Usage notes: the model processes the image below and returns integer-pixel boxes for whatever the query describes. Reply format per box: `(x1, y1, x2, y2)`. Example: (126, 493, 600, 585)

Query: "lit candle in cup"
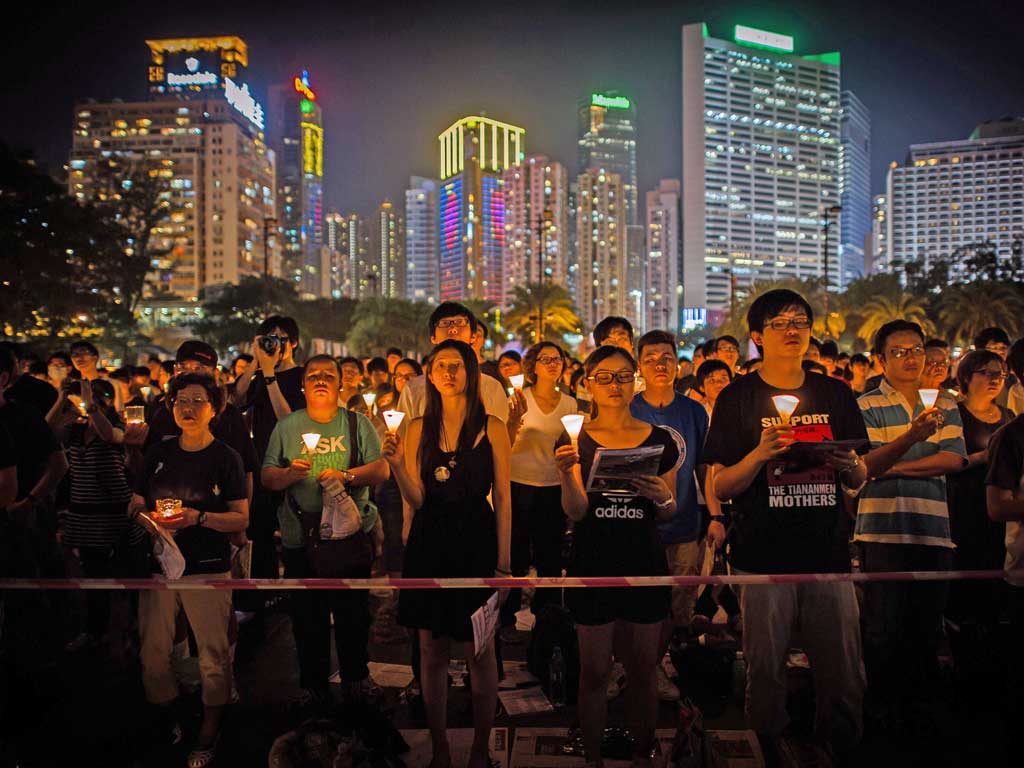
(301, 432, 322, 453)
(509, 374, 525, 390)
(918, 388, 939, 410)
(69, 394, 88, 417)
(771, 395, 800, 425)
(156, 498, 182, 519)
(125, 405, 145, 425)
(140, 385, 153, 399)
(382, 410, 406, 434)
(561, 414, 585, 451)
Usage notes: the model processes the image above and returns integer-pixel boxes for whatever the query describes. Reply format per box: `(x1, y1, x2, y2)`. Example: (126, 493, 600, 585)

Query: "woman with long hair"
(382, 339, 511, 768)
(553, 345, 679, 768)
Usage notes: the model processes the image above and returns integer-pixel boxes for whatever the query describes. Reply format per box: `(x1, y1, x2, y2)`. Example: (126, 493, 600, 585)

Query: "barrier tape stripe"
(0, 570, 1008, 590)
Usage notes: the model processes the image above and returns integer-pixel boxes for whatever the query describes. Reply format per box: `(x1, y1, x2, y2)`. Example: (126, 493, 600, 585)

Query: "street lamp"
(822, 205, 842, 336)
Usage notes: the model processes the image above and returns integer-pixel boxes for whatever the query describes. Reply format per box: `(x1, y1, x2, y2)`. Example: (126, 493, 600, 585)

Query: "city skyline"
(2, 0, 1020, 221)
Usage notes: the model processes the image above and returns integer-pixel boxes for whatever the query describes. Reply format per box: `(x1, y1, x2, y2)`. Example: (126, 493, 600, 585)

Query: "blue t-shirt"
(630, 392, 709, 544)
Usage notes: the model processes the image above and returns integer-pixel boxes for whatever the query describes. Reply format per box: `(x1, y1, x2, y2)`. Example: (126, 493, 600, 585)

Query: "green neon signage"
(591, 93, 630, 110)
(300, 98, 314, 114)
(734, 24, 794, 53)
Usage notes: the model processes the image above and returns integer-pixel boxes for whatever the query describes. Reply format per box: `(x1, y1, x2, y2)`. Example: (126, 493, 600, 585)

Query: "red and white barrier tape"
(0, 570, 1008, 591)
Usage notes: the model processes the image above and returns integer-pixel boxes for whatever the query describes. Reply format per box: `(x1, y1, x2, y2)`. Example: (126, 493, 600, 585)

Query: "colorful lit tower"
(438, 116, 525, 307)
(268, 71, 324, 297)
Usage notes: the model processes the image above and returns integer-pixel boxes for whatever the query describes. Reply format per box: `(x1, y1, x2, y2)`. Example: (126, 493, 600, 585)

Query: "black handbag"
(289, 410, 373, 579)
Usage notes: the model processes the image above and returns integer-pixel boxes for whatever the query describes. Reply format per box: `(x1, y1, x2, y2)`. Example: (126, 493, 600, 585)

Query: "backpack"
(526, 602, 580, 704)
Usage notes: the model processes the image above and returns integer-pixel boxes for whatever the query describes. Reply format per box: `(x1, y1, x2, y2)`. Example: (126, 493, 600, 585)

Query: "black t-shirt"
(242, 367, 306, 460)
(144, 401, 259, 474)
(5, 375, 58, 418)
(557, 426, 679, 577)
(135, 438, 247, 575)
(0, 400, 60, 503)
(702, 371, 868, 574)
(0, 423, 15, 470)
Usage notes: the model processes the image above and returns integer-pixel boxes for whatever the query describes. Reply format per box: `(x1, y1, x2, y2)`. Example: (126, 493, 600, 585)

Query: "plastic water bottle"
(549, 645, 565, 709)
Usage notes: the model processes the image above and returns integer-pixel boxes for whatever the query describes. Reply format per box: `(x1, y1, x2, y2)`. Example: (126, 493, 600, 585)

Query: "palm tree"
(935, 281, 1024, 346)
(503, 283, 583, 345)
(856, 293, 934, 345)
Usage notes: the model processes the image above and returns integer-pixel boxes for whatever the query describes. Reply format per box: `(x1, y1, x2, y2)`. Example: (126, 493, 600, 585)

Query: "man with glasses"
(703, 289, 875, 762)
(709, 335, 742, 373)
(856, 320, 967, 732)
(630, 330, 710, 701)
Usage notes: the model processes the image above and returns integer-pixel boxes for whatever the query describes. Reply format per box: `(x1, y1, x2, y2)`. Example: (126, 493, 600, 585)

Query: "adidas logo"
(594, 503, 645, 520)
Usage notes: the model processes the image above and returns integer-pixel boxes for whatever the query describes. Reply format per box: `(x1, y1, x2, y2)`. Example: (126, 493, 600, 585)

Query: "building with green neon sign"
(591, 93, 630, 110)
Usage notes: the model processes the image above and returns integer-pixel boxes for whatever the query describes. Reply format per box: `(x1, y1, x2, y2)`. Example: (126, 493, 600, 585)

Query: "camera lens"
(260, 335, 280, 354)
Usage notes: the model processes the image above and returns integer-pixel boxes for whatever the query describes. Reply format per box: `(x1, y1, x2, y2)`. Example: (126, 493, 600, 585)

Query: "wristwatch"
(196, 510, 207, 527)
(654, 497, 674, 510)
(264, 375, 277, 386)
(341, 470, 356, 485)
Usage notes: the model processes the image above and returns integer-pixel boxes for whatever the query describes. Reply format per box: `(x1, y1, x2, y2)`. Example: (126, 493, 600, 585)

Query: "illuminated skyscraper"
(681, 23, 841, 322)
(268, 71, 324, 298)
(866, 194, 887, 274)
(324, 211, 344, 297)
(576, 168, 627, 330)
(578, 92, 638, 225)
(69, 36, 275, 302)
(405, 177, 440, 304)
(645, 179, 681, 334)
(839, 90, 871, 287)
(336, 214, 372, 299)
(373, 201, 404, 298)
(502, 155, 570, 303)
(438, 116, 525, 307)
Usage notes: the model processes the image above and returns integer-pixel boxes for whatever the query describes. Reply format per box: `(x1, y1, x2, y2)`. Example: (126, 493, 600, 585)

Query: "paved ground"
(0, 589, 1015, 767)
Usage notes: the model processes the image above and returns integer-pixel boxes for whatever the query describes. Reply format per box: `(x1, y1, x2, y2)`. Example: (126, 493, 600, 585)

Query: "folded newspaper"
(585, 444, 665, 495)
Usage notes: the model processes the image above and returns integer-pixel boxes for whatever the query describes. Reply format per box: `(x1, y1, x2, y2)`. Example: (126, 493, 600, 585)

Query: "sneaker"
(606, 661, 627, 700)
(656, 664, 680, 702)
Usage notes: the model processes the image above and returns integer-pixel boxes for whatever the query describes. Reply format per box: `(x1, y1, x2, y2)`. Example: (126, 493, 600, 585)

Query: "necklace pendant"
(434, 466, 451, 483)
(448, 457, 457, 469)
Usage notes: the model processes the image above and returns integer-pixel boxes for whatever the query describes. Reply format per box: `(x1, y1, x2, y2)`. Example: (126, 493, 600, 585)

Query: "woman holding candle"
(552, 345, 680, 767)
(381, 339, 511, 768)
(503, 342, 577, 625)
(129, 373, 248, 767)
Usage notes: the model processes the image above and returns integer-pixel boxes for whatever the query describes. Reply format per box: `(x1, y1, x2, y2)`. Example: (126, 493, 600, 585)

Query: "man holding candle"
(703, 289, 872, 761)
(262, 355, 388, 708)
(855, 320, 967, 732)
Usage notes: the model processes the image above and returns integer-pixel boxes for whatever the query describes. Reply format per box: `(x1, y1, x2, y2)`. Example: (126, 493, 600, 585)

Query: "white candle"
(301, 432, 322, 453)
(561, 413, 585, 450)
(382, 410, 406, 434)
(918, 388, 939, 410)
(509, 374, 525, 390)
(771, 395, 800, 425)
(362, 392, 376, 409)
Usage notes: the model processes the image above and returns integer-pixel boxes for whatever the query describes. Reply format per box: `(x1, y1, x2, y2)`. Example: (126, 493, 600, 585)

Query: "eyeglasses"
(537, 355, 563, 366)
(640, 354, 676, 369)
(974, 368, 1008, 381)
(588, 370, 636, 386)
(434, 361, 464, 376)
(888, 345, 925, 359)
(716, 345, 740, 355)
(925, 359, 951, 369)
(437, 318, 470, 331)
(172, 397, 210, 409)
(765, 317, 812, 331)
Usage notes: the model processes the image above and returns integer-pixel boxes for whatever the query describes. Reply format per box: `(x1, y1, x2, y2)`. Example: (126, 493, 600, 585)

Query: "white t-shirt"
(395, 373, 509, 425)
(510, 388, 578, 487)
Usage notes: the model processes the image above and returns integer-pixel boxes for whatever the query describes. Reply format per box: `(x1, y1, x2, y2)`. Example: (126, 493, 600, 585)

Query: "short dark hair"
(957, 350, 1006, 393)
(636, 330, 676, 359)
(713, 335, 740, 353)
(820, 341, 839, 360)
(593, 316, 634, 346)
(428, 302, 477, 337)
(258, 315, 300, 343)
(807, 337, 823, 353)
(337, 356, 364, 375)
(304, 354, 343, 379)
(747, 289, 814, 334)
(109, 366, 131, 382)
(924, 339, 950, 351)
(386, 347, 403, 358)
(522, 342, 565, 385)
(1008, 338, 1024, 381)
(160, 360, 176, 376)
(802, 360, 828, 376)
(873, 320, 925, 357)
(740, 358, 763, 373)
(168, 373, 224, 414)
(367, 357, 388, 375)
(395, 357, 423, 376)
(696, 359, 733, 391)
(973, 327, 1011, 350)
(498, 350, 522, 364)
(231, 354, 253, 369)
(850, 353, 870, 367)
(69, 340, 99, 357)
(49, 351, 73, 367)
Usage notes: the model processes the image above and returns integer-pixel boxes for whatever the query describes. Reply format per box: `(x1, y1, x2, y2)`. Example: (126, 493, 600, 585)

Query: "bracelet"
(264, 375, 277, 386)
(654, 497, 674, 509)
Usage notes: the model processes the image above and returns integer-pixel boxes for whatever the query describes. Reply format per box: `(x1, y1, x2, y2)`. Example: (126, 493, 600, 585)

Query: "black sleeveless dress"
(399, 430, 498, 642)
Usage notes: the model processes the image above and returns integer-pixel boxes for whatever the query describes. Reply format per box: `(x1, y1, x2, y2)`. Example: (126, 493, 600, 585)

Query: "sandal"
(186, 736, 219, 768)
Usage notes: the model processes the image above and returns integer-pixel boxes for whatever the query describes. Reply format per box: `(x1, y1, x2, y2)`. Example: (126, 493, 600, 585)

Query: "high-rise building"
(576, 168, 627, 330)
(69, 36, 275, 302)
(268, 71, 324, 298)
(866, 194, 887, 274)
(839, 90, 871, 287)
(886, 118, 1024, 277)
(405, 177, 440, 304)
(372, 201, 404, 298)
(323, 211, 344, 298)
(645, 179, 682, 334)
(626, 225, 646, 332)
(502, 155, 571, 304)
(681, 23, 841, 323)
(578, 93, 639, 224)
(329, 213, 370, 299)
(438, 116, 525, 307)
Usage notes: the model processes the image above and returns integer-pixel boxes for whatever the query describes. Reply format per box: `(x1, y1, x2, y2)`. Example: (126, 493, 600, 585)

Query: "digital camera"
(259, 334, 285, 354)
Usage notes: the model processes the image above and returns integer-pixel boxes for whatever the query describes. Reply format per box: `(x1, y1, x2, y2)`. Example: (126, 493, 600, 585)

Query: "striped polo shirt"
(855, 379, 967, 548)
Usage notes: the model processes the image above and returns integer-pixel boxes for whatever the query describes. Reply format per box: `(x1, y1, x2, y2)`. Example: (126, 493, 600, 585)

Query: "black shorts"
(567, 584, 670, 626)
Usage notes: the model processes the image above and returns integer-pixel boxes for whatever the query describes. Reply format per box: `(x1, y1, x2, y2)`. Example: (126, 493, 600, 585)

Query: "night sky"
(2, 0, 1020, 217)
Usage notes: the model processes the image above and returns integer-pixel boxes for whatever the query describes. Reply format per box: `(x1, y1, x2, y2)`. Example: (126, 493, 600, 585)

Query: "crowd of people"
(1, 290, 1023, 767)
